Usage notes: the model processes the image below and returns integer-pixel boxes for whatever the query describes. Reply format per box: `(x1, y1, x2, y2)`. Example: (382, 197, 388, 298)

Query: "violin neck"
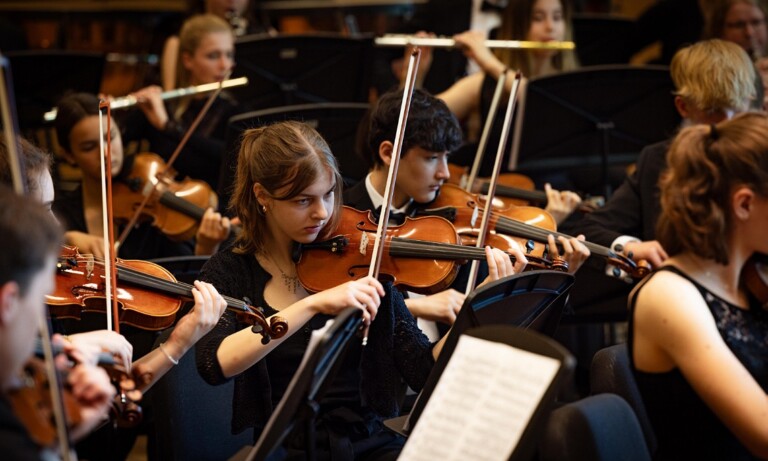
(114, 264, 249, 314)
(389, 237, 517, 264)
(158, 191, 206, 221)
(492, 216, 613, 258)
(484, 182, 547, 205)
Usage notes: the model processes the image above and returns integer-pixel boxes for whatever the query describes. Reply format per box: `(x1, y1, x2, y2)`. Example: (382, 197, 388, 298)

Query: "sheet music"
(399, 335, 560, 461)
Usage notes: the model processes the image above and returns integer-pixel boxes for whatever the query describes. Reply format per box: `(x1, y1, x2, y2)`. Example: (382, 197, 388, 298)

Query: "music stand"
(509, 65, 680, 197)
(399, 325, 575, 461)
(5, 50, 105, 130)
(235, 307, 363, 461)
(385, 270, 574, 438)
(571, 13, 634, 66)
(230, 33, 373, 111)
(219, 102, 371, 210)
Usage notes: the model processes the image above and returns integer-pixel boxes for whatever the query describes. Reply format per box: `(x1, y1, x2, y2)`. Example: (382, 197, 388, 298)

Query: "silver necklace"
(264, 252, 300, 293)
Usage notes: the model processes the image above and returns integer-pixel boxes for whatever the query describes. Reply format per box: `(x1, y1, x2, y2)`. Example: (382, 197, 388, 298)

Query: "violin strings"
(72, 255, 251, 311)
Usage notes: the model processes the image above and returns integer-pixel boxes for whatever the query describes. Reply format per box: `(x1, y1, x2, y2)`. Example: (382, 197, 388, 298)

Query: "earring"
(262, 205, 267, 214)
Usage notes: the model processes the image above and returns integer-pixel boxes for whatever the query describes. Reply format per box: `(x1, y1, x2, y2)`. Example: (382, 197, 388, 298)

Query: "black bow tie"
(372, 206, 410, 225)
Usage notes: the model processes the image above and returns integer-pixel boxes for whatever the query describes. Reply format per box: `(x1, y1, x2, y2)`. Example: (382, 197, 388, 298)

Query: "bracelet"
(158, 342, 179, 366)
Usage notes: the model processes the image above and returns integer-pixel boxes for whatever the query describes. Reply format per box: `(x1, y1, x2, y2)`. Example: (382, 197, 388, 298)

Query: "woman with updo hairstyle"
(630, 111, 768, 460)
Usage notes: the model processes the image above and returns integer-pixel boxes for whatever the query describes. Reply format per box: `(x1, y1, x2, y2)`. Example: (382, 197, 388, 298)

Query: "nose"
(436, 157, 450, 180)
(312, 200, 329, 221)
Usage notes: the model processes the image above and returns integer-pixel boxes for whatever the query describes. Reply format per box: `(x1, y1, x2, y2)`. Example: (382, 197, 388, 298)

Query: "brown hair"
(657, 111, 768, 264)
(495, 0, 578, 78)
(0, 136, 52, 196)
(231, 121, 343, 255)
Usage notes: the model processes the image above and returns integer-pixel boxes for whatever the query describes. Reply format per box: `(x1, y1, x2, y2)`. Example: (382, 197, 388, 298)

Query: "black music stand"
(385, 270, 574, 439)
(571, 13, 634, 66)
(231, 307, 363, 461)
(5, 50, 105, 130)
(219, 102, 371, 211)
(509, 65, 680, 198)
(397, 325, 575, 461)
(230, 33, 373, 111)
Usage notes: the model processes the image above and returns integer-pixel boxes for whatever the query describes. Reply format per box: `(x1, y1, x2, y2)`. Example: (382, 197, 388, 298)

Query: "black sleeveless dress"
(629, 265, 768, 460)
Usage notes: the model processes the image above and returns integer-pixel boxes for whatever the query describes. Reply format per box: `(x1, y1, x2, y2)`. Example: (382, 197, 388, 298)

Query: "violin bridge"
(359, 232, 369, 256)
(470, 206, 479, 227)
(84, 255, 95, 280)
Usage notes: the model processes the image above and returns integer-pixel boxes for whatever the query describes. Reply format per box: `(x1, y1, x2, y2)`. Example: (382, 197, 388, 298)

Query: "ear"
(0, 282, 20, 328)
(378, 141, 394, 167)
(252, 183, 270, 208)
(732, 186, 756, 221)
(674, 96, 690, 119)
(181, 51, 194, 71)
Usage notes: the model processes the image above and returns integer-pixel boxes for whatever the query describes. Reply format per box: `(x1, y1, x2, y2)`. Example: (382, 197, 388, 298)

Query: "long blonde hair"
(231, 121, 343, 255)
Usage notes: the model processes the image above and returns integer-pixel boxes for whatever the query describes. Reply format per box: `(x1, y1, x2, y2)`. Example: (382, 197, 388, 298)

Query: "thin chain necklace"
(263, 251, 300, 293)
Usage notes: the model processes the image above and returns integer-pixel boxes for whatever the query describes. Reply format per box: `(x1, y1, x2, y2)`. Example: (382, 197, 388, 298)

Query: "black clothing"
(195, 248, 435, 453)
(629, 266, 768, 460)
(625, 0, 704, 65)
(121, 93, 241, 191)
(559, 140, 669, 247)
(0, 394, 41, 461)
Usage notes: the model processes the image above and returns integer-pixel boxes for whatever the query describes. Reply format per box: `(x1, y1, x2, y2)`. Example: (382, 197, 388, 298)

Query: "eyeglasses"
(725, 18, 766, 30)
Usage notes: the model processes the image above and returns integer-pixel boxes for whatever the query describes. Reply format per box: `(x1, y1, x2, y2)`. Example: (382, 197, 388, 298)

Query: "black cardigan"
(195, 247, 436, 434)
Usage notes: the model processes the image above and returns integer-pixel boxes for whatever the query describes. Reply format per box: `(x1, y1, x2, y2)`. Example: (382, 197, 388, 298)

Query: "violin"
(112, 152, 219, 242)
(48, 245, 287, 343)
(448, 164, 601, 212)
(295, 206, 567, 294)
(7, 358, 83, 448)
(414, 184, 651, 279)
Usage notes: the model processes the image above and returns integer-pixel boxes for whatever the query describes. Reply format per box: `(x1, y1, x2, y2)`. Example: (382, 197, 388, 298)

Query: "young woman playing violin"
(195, 121, 518, 459)
(54, 92, 232, 260)
(1, 136, 228, 460)
(347, 88, 589, 327)
(125, 13, 242, 191)
(630, 112, 768, 460)
(0, 189, 115, 460)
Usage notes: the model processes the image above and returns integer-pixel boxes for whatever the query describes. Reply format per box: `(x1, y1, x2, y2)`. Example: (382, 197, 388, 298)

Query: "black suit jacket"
(560, 140, 669, 247)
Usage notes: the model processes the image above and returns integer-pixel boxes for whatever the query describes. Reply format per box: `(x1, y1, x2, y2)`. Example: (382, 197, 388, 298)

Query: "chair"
(590, 343, 657, 454)
(539, 393, 651, 461)
(151, 329, 252, 461)
(219, 102, 371, 209)
(230, 33, 373, 111)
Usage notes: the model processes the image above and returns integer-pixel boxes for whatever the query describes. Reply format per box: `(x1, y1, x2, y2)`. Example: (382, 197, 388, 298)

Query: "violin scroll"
(744, 253, 768, 310)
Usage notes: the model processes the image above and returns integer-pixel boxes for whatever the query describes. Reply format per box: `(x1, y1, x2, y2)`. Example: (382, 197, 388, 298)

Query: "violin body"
(48, 245, 287, 341)
(112, 152, 217, 242)
(417, 183, 557, 257)
(48, 245, 183, 331)
(297, 207, 461, 295)
(7, 358, 83, 448)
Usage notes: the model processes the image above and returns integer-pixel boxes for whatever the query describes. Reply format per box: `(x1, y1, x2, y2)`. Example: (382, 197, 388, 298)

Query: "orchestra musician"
(53, 92, 232, 260)
(0, 187, 115, 460)
(161, 0, 276, 91)
(195, 120, 519, 459)
(425, 0, 578, 178)
(0, 135, 229, 460)
(125, 13, 243, 191)
(629, 111, 768, 460)
(561, 39, 756, 274)
(347, 88, 589, 327)
(704, 0, 768, 109)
